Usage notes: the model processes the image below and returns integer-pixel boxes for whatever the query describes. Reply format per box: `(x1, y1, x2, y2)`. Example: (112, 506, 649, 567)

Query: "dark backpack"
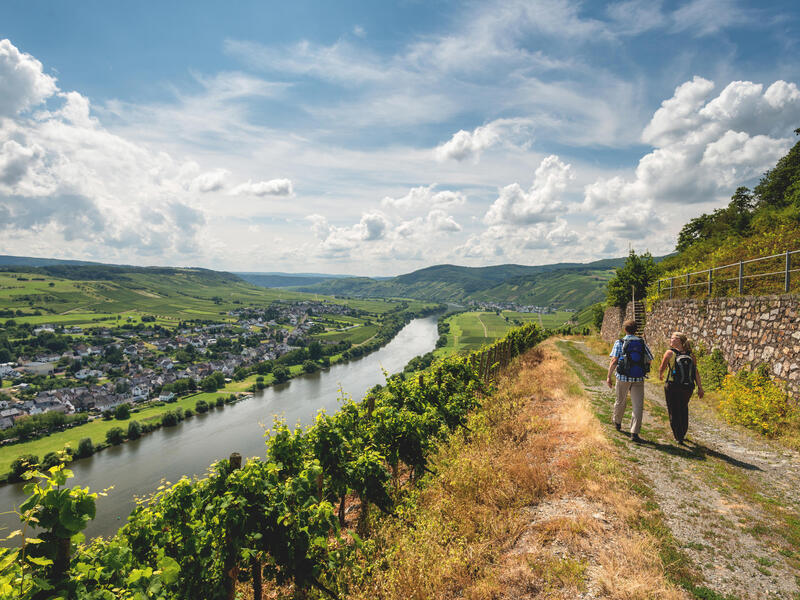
(667, 349, 695, 388)
(616, 337, 650, 379)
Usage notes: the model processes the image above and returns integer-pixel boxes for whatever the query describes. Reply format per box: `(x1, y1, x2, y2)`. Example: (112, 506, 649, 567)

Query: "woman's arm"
(658, 349, 672, 381)
(693, 354, 704, 398)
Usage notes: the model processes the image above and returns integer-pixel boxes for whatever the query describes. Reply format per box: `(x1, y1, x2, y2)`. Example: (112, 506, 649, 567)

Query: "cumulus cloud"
(0, 39, 57, 117)
(191, 169, 229, 193)
(0, 39, 217, 260)
(306, 191, 463, 260)
(381, 184, 465, 211)
(584, 77, 800, 211)
(230, 178, 293, 197)
(484, 155, 572, 226)
(434, 118, 534, 162)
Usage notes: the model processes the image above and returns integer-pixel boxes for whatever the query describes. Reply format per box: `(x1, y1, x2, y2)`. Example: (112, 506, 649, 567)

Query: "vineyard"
(0, 324, 546, 599)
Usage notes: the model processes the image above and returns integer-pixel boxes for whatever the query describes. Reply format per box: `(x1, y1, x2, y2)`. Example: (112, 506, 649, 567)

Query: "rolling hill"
(284, 259, 627, 309)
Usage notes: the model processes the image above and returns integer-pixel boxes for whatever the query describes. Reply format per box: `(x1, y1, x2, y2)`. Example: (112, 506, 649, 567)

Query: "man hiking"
(607, 320, 653, 443)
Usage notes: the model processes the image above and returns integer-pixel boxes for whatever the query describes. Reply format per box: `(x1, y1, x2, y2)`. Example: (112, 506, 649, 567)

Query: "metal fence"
(655, 249, 800, 300)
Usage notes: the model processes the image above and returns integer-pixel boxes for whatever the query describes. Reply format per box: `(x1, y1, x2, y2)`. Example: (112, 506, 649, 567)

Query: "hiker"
(606, 320, 653, 443)
(658, 332, 704, 444)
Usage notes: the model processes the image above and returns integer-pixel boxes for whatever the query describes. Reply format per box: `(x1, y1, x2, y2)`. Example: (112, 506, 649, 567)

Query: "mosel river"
(0, 315, 440, 541)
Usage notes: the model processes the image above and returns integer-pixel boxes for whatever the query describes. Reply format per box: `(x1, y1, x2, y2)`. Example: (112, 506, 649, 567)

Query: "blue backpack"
(616, 337, 649, 379)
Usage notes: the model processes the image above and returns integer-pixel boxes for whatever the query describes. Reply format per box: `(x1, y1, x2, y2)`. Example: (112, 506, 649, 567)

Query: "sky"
(1, 0, 799, 276)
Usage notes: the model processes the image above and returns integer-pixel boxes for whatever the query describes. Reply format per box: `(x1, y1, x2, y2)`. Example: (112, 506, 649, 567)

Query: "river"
(0, 315, 440, 541)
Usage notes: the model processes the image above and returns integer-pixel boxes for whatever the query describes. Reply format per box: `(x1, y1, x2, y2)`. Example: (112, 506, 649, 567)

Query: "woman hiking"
(658, 332, 704, 444)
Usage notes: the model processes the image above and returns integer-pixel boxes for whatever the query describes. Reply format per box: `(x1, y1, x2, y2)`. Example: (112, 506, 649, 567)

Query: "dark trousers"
(664, 383, 692, 442)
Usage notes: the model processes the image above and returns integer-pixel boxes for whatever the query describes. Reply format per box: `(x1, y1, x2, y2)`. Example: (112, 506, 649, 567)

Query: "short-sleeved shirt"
(610, 335, 654, 382)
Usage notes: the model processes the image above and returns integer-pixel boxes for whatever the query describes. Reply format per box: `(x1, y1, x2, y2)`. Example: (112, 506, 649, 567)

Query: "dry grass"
(345, 341, 687, 600)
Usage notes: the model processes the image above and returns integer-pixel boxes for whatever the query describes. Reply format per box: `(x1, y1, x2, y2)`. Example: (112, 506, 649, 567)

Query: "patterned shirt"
(610, 335, 654, 382)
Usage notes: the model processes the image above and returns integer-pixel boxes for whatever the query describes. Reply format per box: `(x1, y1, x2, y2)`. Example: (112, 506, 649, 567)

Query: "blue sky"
(1, 0, 799, 275)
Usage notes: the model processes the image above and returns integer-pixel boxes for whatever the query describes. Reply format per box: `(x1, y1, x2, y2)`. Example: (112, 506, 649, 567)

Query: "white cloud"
(669, 0, 752, 36)
(585, 77, 800, 211)
(0, 39, 216, 261)
(484, 155, 572, 226)
(381, 184, 465, 211)
(191, 169, 229, 193)
(230, 178, 293, 197)
(434, 124, 501, 162)
(0, 39, 57, 117)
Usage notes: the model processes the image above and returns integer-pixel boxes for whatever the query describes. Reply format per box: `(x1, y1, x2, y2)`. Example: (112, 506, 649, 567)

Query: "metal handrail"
(656, 248, 799, 298)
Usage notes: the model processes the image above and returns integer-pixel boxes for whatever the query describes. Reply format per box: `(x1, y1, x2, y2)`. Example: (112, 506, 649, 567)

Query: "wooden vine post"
(225, 452, 242, 600)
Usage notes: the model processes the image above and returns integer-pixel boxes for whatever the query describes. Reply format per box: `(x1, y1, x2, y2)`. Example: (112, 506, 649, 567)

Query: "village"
(0, 300, 362, 432)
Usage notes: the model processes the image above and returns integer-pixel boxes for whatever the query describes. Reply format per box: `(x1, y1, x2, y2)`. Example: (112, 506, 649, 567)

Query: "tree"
(302, 359, 319, 374)
(9, 454, 39, 482)
(195, 399, 209, 413)
(106, 427, 125, 445)
(273, 365, 290, 383)
(127, 420, 142, 440)
(606, 250, 658, 308)
(76, 437, 94, 458)
(308, 341, 323, 360)
(114, 403, 131, 420)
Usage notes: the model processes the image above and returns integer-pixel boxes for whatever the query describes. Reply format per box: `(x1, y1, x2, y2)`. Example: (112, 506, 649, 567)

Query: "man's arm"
(606, 357, 618, 389)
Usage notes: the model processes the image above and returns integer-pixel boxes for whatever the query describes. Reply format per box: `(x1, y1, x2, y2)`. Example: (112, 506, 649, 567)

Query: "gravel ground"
(560, 340, 800, 600)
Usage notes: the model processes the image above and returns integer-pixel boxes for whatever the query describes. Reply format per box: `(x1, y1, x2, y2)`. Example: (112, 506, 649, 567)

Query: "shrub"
(698, 348, 728, 391)
(195, 399, 209, 413)
(183, 408, 194, 417)
(106, 427, 125, 445)
(302, 359, 319, 373)
(127, 420, 142, 440)
(215, 397, 225, 408)
(161, 411, 179, 427)
(76, 437, 94, 458)
(718, 366, 799, 437)
(102, 410, 114, 421)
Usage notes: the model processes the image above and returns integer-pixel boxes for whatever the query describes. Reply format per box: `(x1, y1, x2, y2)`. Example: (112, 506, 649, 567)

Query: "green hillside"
(290, 259, 628, 309)
(0, 265, 312, 328)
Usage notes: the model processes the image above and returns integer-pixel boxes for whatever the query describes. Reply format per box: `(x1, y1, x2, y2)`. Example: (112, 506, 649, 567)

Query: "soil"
(559, 339, 800, 600)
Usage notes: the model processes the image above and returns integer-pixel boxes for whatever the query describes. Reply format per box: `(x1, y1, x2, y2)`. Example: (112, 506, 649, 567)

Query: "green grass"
(434, 311, 520, 356)
(0, 270, 436, 332)
(0, 365, 315, 475)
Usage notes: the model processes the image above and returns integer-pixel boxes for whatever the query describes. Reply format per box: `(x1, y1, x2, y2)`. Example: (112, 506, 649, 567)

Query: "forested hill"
(286, 258, 633, 309)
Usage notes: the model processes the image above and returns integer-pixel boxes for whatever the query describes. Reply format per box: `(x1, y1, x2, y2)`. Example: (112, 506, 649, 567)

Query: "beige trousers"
(614, 380, 645, 435)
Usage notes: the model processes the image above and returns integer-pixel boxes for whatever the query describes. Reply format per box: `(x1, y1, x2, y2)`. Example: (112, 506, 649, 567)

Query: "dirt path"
(477, 313, 489, 338)
(557, 339, 800, 600)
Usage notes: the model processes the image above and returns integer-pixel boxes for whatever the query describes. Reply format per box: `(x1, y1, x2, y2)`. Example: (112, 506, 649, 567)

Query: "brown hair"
(672, 331, 692, 354)
(623, 320, 638, 334)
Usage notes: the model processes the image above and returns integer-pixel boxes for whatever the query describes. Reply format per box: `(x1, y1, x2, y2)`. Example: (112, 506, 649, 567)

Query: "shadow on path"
(623, 433, 763, 471)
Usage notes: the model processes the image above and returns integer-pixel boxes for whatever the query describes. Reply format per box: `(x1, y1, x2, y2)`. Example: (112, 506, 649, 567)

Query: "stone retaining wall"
(600, 295, 799, 395)
(600, 304, 636, 342)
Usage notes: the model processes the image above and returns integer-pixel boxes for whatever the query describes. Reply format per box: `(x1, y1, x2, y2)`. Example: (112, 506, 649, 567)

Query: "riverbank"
(0, 307, 444, 482)
(0, 315, 444, 541)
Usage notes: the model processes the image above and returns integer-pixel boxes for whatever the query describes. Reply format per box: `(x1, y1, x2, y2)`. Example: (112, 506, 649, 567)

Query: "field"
(501, 310, 577, 329)
(0, 270, 436, 339)
(435, 312, 513, 356)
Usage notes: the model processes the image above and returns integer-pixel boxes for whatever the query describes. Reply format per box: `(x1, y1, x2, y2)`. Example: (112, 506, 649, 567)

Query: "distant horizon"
(2, 1, 799, 275)
(0, 251, 639, 280)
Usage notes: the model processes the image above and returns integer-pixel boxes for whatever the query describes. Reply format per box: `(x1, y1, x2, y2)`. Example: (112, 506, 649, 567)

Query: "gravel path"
(559, 340, 800, 600)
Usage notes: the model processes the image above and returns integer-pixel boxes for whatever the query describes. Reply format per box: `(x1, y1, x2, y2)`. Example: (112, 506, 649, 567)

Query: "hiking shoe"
(631, 433, 642, 443)
(614, 422, 622, 431)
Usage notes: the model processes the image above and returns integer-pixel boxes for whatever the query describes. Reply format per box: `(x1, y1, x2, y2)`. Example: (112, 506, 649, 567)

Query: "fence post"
(738, 260, 743, 295)
(786, 250, 791, 293)
(707, 269, 712, 296)
(657, 279, 661, 295)
(685, 273, 690, 298)
(669, 278, 673, 299)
